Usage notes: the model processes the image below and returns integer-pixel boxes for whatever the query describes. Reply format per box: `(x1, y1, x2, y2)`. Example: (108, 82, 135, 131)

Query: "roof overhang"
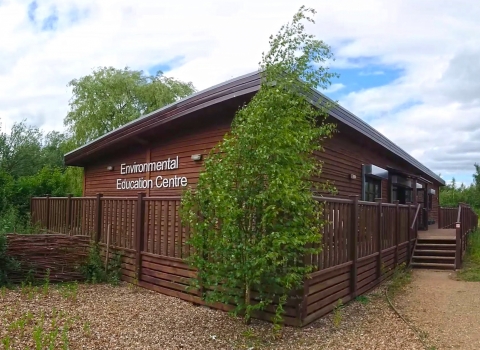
(65, 71, 445, 186)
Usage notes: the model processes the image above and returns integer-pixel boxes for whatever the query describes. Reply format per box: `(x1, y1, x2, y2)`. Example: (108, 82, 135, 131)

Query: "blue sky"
(0, 0, 479, 187)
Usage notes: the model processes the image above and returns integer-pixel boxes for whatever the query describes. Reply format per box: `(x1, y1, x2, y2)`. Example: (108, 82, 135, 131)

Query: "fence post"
(94, 193, 103, 243)
(407, 202, 412, 264)
(438, 206, 442, 228)
(394, 200, 399, 268)
(135, 192, 146, 281)
(349, 195, 359, 299)
(375, 198, 382, 280)
(66, 194, 72, 235)
(45, 194, 51, 232)
(456, 221, 462, 269)
(30, 196, 33, 227)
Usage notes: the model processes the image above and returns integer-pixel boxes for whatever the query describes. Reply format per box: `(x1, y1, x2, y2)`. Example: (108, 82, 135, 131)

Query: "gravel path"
(394, 269, 480, 350)
(0, 282, 423, 349)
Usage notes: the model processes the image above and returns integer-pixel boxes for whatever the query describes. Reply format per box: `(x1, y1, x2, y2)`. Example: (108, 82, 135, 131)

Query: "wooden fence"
(438, 206, 459, 229)
(455, 204, 478, 269)
(6, 234, 90, 283)
(30, 194, 419, 326)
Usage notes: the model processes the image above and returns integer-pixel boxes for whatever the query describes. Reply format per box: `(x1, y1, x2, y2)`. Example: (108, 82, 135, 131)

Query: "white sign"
(116, 156, 188, 190)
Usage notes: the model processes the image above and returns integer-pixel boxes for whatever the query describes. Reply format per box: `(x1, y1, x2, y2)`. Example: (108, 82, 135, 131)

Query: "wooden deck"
(418, 228, 455, 240)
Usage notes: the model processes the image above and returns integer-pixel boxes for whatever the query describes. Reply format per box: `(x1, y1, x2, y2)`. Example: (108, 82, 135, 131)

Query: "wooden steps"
(411, 238, 456, 270)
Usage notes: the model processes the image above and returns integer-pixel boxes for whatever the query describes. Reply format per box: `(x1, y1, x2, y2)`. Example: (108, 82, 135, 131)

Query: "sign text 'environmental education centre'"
(116, 156, 188, 190)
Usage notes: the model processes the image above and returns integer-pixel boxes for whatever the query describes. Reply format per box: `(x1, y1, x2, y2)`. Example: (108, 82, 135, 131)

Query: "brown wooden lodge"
(30, 72, 477, 326)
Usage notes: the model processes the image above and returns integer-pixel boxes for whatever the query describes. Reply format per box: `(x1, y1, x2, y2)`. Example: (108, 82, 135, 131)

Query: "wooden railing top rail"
(312, 196, 352, 204)
(144, 196, 182, 200)
(33, 194, 424, 209)
(312, 195, 414, 208)
(101, 196, 137, 200)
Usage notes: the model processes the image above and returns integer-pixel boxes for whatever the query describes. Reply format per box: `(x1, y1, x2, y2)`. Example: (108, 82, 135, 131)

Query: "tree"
(41, 131, 69, 168)
(64, 67, 196, 146)
(0, 121, 43, 178)
(0, 120, 79, 229)
(181, 6, 337, 325)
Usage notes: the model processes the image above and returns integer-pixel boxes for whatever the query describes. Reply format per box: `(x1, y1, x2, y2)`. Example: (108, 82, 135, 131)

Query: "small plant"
(106, 251, 123, 286)
(25, 268, 36, 285)
(58, 281, 78, 302)
(332, 299, 343, 328)
(81, 242, 106, 283)
(61, 326, 70, 350)
(43, 269, 50, 296)
(355, 295, 370, 305)
(129, 276, 140, 293)
(83, 321, 91, 337)
(1, 336, 12, 350)
(387, 263, 411, 297)
(242, 328, 254, 338)
(81, 243, 123, 285)
(33, 323, 44, 350)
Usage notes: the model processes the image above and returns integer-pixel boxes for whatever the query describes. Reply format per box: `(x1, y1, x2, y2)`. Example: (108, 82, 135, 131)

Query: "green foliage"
(0, 121, 80, 232)
(457, 229, 480, 281)
(2, 308, 75, 350)
(0, 232, 20, 287)
(355, 295, 370, 304)
(387, 262, 411, 298)
(440, 164, 480, 213)
(64, 66, 196, 146)
(81, 243, 106, 284)
(0, 67, 193, 232)
(332, 299, 343, 327)
(181, 6, 337, 324)
(81, 242, 122, 285)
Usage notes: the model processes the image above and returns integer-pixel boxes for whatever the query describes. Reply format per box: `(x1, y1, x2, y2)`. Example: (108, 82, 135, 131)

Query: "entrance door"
(392, 186, 412, 205)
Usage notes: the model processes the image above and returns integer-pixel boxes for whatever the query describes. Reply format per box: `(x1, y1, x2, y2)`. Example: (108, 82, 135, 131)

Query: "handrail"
(456, 204, 462, 223)
(410, 203, 422, 230)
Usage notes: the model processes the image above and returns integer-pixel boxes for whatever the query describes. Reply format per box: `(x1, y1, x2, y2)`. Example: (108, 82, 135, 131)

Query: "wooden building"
(65, 71, 444, 228)
(32, 71, 456, 326)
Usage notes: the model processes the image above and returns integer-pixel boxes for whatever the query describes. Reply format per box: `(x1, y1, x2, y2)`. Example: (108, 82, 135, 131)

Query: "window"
(392, 187, 413, 204)
(364, 176, 381, 202)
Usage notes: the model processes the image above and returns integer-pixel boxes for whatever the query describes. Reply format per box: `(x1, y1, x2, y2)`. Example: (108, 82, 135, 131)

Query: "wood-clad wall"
(84, 119, 231, 197)
(83, 116, 440, 222)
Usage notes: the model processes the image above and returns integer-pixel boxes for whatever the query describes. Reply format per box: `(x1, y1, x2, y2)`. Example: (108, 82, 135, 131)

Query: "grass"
(1, 282, 78, 349)
(386, 262, 412, 298)
(457, 229, 480, 281)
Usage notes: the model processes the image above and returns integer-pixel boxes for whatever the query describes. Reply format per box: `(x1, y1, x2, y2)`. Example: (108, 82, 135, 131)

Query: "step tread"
(411, 262, 455, 268)
(413, 255, 455, 260)
(417, 238, 456, 242)
(416, 243, 456, 248)
(414, 249, 456, 254)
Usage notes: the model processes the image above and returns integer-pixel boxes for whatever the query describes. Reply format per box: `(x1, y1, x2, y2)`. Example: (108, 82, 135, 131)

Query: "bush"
(0, 232, 20, 286)
(457, 229, 480, 281)
(81, 242, 122, 285)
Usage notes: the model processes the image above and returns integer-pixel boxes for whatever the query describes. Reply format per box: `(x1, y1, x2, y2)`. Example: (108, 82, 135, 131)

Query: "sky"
(0, 0, 479, 186)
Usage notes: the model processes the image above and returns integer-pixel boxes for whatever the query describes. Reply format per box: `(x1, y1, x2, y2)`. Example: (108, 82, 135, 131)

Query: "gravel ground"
(394, 269, 480, 350)
(0, 282, 424, 350)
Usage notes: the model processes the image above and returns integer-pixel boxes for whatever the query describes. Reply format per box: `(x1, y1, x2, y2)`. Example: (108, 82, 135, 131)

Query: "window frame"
(363, 175, 382, 202)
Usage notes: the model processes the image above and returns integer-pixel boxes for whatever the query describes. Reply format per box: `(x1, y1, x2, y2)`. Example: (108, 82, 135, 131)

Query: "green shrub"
(81, 242, 122, 285)
(0, 232, 20, 287)
(457, 229, 480, 281)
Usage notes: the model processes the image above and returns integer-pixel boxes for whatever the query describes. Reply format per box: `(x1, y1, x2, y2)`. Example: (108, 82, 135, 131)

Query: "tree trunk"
(245, 282, 251, 325)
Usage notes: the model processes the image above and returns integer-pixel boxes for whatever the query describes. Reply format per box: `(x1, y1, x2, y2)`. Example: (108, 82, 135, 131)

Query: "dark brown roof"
(65, 71, 445, 185)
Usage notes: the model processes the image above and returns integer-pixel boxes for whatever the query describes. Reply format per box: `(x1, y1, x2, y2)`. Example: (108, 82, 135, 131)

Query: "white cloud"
(325, 83, 345, 93)
(0, 0, 479, 183)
